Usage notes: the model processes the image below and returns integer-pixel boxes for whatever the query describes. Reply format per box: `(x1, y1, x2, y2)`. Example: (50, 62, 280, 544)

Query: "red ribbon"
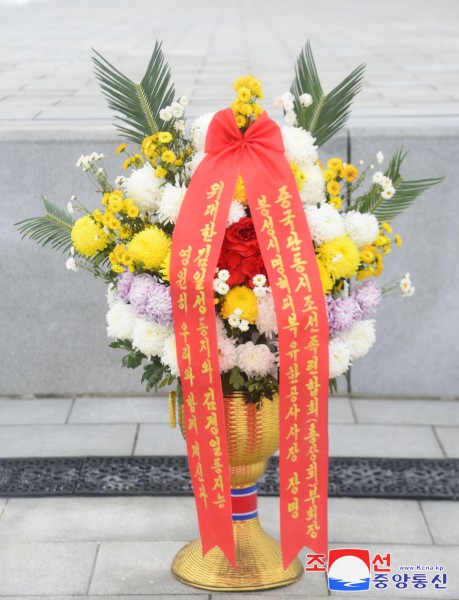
(170, 108, 329, 568)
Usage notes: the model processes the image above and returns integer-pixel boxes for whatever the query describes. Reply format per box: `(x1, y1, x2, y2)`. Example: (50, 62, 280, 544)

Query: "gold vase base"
(171, 517, 303, 592)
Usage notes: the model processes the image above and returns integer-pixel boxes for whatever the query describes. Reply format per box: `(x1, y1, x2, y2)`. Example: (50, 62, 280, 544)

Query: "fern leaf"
(16, 195, 75, 253)
(92, 41, 175, 143)
(291, 41, 366, 146)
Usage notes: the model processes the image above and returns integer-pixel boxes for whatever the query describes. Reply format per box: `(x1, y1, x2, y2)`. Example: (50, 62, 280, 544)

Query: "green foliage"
(92, 41, 175, 144)
(16, 195, 75, 253)
(290, 41, 365, 147)
(354, 147, 443, 220)
(222, 367, 278, 406)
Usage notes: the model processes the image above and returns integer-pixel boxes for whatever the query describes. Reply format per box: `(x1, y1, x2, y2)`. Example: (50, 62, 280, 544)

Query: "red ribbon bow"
(170, 108, 329, 568)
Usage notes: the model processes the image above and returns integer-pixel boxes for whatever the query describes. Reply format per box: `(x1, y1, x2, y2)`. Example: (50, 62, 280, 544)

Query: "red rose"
(217, 217, 269, 288)
(217, 249, 246, 286)
(222, 217, 260, 257)
(241, 254, 268, 288)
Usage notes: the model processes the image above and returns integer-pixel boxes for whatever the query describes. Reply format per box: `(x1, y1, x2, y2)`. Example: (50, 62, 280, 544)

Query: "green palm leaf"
(356, 147, 443, 220)
(92, 41, 175, 144)
(291, 41, 366, 147)
(16, 196, 75, 253)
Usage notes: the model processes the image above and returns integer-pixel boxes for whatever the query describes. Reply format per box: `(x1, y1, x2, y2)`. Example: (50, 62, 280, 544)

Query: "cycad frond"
(16, 196, 74, 253)
(291, 41, 366, 147)
(373, 178, 443, 221)
(356, 147, 443, 220)
(92, 41, 175, 144)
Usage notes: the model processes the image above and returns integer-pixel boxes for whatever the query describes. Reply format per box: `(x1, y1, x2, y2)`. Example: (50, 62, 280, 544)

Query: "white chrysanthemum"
(344, 210, 380, 249)
(156, 183, 187, 225)
(281, 125, 318, 167)
(218, 337, 238, 372)
(237, 342, 277, 377)
(299, 93, 313, 107)
(123, 164, 163, 213)
(185, 150, 206, 178)
(305, 203, 345, 244)
(381, 187, 395, 199)
(106, 299, 136, 340)
(329, 337, 352, 378)
(106, 283, 118, 307)
(227, 200, 246, 226)
(190, 112, 216, 151)
(255, 294, 278, 338)
(132, 318, 171, 359)
(376, 151, 384, 164)
(338, 319, 376, 361)
(372, 171, 384, 185)
(161, 333, 180, 377)
(300, 163, 326, 206)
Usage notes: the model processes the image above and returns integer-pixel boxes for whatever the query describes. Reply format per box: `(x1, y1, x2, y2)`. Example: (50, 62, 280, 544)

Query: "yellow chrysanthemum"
(322, 169, 336, 182)
(116, 143, 127, 155)
(122, 154, 143, 170)
(155, 166, 168, 178)
(127, 226, 171, 271)
(326, 181, 341, 196)
(127, 205, 139, 218)
(161, 150, 176, 164)
(235, 114, 247, 129)
(157, 131, 173, 144)
(108, 195, 124, 213)
(290, 162, 306, 191)
(71, 215, 109, 258)
(93, 209, 103, 223)
(360, 245, 378, 264)
(118, 226, 131, 240)
(327, 157, 343, 172)
(234, 175, 247, 205)
(221, 286, 258, 324)
(340, 164, 359, 182)
(329, 196, 342, 210)
(237, 87, 252, 102)
(316, 235, 361, 280)
(316, 258, 334, 294)
(381, 221, 393, 234)
(395, 233, 402, 247)
(252, 103, 264, 118)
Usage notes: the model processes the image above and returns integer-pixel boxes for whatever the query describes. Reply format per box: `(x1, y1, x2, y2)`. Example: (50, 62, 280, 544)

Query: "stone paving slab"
(134, 424, 187, 456)
(352, 399, 459, 426)
(89, 541, 196, 595)
(329, 424, 445, 458)
(68, 396, 171, 424)
(328, 498, 432, 545)
(0, 497, 200, 542)
(0, 397, 72, 424)
(0, 423, 137, 457)
(421, 501, 459, 545)
(0, 496, 444, 547)
(434, 427, 459, 458)
(0, 541, 97, 595)
(329, 397, 355, 423)
(1, 0, 458, 124)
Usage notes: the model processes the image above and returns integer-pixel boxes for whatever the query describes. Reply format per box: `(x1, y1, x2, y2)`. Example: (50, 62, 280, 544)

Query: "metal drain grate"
(0, 456, 457, 500)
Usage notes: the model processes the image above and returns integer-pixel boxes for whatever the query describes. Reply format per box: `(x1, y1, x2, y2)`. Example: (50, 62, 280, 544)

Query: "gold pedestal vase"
(171, 391, 303, 591)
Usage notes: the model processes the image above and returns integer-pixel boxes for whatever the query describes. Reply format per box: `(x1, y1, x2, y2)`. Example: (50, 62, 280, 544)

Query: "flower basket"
(17, 39, 442, 592)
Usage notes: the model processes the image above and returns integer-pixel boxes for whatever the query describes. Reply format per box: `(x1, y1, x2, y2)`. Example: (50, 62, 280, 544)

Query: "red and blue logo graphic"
(327, 548, 371, 591)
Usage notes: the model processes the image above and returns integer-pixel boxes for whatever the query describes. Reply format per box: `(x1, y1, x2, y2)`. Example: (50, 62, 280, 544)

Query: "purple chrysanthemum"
(327, 296, 362, 336)
(145, 282, 173, 326)
(352, 281, 382, 318)
(117, 270, 135, 302)
(128, 273, 156, 315)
